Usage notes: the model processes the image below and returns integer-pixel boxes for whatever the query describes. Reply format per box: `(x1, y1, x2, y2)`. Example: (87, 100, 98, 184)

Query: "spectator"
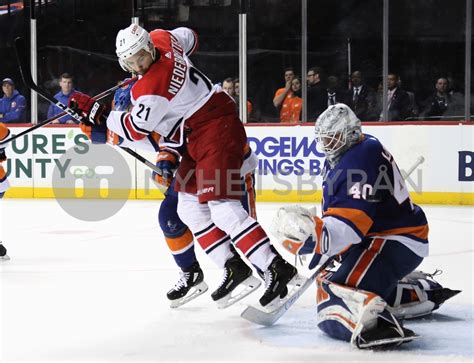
(287, 76, 302, 123)
(273, 67, 295, 122)
(345, 71, 376, 121)
(222, 77, 235, 97)
(306, 66, 326, 121)
(379, 73, 411, 121)
(47, 73, 78, 124)
(325, 75, 345, 107)
(0, 78, 26, 123)
(234, 78, 253, 119)
(421, 78, 464, 120)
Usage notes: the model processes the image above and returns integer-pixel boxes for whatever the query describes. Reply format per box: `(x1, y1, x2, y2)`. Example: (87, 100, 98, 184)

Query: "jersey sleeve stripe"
(129, 115, 151, 135)
(119, 113, 133, 142)
(324, 207, 373, 236)
(367, 224, 429, 242)
(123, 114, 148, 141)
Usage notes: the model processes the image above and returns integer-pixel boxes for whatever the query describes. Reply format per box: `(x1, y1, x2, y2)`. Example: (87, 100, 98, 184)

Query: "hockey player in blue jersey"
(271, 104, 460, 349)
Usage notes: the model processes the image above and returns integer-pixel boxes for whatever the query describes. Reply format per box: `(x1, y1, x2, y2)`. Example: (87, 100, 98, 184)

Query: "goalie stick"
(12, 37, 161, 176)
(241, 155, 426, 326)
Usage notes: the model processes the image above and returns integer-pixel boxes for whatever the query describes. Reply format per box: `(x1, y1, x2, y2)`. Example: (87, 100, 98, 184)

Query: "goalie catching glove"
(270, 205, 327, 268)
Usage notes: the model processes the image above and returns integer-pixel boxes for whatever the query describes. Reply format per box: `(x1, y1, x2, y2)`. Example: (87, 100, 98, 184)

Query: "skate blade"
(169, 281, 209, 309)
(216, 276, 262, 309)
(0, 255, 10, 261)
(263, 274, 308, 313)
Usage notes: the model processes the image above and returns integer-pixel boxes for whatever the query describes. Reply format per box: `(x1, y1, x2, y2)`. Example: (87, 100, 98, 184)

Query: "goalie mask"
(315, 103, 362, 166)
(116, 24, 156, 73)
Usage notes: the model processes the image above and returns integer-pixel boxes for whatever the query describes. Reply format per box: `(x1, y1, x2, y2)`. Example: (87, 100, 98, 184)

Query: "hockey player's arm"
(170, 27, 199, 56)
(106, 94, 169, 152)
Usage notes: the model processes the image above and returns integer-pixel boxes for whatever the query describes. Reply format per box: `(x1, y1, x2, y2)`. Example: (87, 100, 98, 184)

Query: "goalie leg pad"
(387, 270, 461, 319)
(316, 276, 387, 343)
(316, 277, 417, 348)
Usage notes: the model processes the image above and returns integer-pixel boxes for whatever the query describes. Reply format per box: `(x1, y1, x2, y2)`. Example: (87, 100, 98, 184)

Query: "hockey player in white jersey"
(69, 24, 300, 308)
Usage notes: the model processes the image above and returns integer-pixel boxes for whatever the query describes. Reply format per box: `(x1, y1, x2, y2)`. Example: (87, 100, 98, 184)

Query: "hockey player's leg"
(178, 193, 258, 308)
(159, 190, 208, 307)
(208, 200, 298, 308)
(316, 276, 418, 349)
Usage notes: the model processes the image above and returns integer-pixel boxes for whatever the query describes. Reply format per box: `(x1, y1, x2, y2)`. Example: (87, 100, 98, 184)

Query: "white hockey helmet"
(116, 24, 156, 73)
(314, 103, 362, 164)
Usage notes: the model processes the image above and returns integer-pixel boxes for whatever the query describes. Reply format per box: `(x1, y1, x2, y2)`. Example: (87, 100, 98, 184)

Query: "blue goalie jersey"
(320, 134, 428, 258)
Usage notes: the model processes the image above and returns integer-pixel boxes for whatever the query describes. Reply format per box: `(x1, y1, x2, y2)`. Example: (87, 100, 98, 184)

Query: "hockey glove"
(80, 122, 121, 145)
(69, 92, 108, 126)
(270, 205, 324, 255)
(152, 149, 180, 188)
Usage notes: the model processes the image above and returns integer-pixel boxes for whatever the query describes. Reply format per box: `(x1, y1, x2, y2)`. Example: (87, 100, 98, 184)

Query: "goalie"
(271, 104, 460, 349)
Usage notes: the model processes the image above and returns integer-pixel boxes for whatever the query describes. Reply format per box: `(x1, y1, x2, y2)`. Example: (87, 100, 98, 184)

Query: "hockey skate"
(259, 255, 304, 309)
(0, 241, 10, 261)
(167, 262, 208, 308)
(355, 311, 419, 349)
(211, 254, 261, 309)
(388, 269, 461, 319)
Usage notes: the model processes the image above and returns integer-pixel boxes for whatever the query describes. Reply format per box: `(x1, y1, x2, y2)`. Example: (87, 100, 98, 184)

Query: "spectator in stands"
(0, 78, 26, 123)
(346, 71, 376, 121)
(306, 66, 326, 121)
(287, 76, 302, 123)
(325, 75, 345, 108)
(421, 77, 464, 120)
(47, 73, 78, 124)
(234, 78, 253, 120)
(379, 73, 411, 121)
(222, 77, 235, 98)
(273, 67, 295, 122)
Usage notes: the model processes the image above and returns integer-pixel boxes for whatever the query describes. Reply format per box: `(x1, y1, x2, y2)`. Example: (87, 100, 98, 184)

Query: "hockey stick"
(0, 77, 138, 146)
(12, 37, 161, 175)
(241, 155, 426, 326)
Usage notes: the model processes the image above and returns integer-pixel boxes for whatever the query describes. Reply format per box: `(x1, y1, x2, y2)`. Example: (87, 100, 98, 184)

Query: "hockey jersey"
(320, 134, 428, 258)
(106, 27, 219, 151)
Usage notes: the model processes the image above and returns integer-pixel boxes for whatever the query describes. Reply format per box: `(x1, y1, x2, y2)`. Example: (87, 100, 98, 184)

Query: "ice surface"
(1, 200, 473, 362)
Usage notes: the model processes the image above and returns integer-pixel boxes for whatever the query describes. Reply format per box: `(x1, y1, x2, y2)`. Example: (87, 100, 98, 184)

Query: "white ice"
(0, 199, 473, 362)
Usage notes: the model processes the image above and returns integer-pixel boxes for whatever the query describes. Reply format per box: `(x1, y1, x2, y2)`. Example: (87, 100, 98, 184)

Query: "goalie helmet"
(116, 24, 156, 73)
(314, 103, 362, 165)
